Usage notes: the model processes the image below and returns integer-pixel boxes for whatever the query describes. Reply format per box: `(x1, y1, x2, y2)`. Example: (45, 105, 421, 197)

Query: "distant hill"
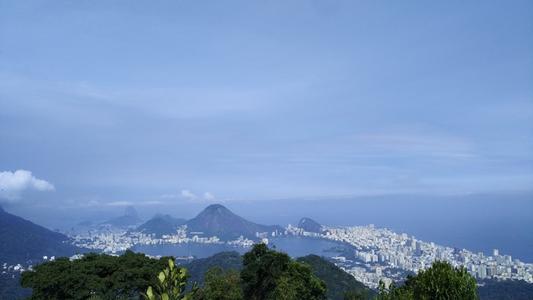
(101, 206, 143, 228)
(297, 254, 375, 300)
(477, 279, 533, 300)
(180, 250, 373, 299)
(185, 204, 283, 240)
(77, 220, 93, 227)
(0, 206, 80, 265)
(181, 251, 243, 284)
(136, 214, 187, 237)
(0, 272, 31, 300)
(298, 217, 323, 233)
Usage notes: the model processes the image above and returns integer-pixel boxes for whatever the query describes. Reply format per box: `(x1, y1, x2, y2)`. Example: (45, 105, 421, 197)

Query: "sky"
(0, 0, 532, 218)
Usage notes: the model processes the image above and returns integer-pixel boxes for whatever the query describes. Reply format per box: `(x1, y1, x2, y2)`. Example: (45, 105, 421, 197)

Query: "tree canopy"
(21, 251, 168, 300)
(378, 261, 478, 300)
(297, 254, 373, 300)
(195, 267, 243, 300)
(241, 243, 327, 300)
(19, 246, 489, 300)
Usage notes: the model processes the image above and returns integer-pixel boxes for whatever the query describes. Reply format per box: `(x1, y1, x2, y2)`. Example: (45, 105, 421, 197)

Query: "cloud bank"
(0, 169, 55, 201)
(163, 190, 216, 202)
(203, 192, 215, 201)
(180, 189, 197, 201)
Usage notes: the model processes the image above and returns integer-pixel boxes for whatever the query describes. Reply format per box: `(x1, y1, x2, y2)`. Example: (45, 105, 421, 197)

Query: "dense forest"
(10, 244, 532, 299)
(20, 245, 372, 300)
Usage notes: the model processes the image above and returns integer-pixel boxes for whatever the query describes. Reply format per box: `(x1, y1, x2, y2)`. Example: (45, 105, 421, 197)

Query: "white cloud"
(106, 201, 134, 207)
(178, 190, 216, 202)
(203, 192, 215, 201)
(181, 189, 198, 201)
(0, 170, 55, 201)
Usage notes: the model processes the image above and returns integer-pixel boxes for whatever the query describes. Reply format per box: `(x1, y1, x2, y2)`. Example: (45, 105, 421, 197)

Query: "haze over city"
(1, 1, 533, 299)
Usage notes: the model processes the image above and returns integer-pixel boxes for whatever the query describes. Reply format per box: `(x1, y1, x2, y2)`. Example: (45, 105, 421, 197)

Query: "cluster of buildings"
(70, 222, 532, 290)
(227, 235, 256, 247)
(290, 224, 533, 288)
(2, 263, 28, 277)
(285, 224, 322, 238)
(71, 226, 256, 254)
(1, 256, 58, 280)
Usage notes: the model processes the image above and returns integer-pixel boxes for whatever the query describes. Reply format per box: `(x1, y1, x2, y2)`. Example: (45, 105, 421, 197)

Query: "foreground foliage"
(183, 251, 243, 284)
(19, 245, 504, 300)
(141, 244, 327, 300)
(377, 261, 478, 300)
(297, 255, 373, 300)
(142, 259, 196, 300)
(241, 243, 327, 300)
(21, 250, 168, 300)
(20, 245, 327, 300)
(194, 267, 243, 300)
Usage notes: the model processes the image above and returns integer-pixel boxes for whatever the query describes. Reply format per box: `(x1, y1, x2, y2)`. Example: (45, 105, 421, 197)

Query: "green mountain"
(180, 250, 373, 300)
(0, 272, 31, 300)
(298, 217, 323, 233)
(185, 204, 283, 240)
(477, 279, 533, 300)
(0, 206, 80, 265)
(181, 251, 243, 284)
(297, 254, 375, 300)
(136, 214, 187, 237)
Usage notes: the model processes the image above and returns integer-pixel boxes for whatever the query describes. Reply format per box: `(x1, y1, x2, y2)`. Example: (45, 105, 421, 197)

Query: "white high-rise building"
(478, 265, 487, 279)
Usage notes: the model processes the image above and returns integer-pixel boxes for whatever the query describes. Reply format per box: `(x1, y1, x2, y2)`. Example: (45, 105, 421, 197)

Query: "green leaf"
(168, 259, 175, 270)
(179, 268, 187, 278)
(146, 286, 154, 299)
(158, 271, 166, 283)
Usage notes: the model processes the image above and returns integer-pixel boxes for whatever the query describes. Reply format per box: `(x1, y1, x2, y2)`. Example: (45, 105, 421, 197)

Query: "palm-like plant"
(142, 259, 196, 300)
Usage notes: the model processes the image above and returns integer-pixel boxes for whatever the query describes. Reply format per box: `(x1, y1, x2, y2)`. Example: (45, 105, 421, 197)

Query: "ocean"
(236, 193, 533, 262)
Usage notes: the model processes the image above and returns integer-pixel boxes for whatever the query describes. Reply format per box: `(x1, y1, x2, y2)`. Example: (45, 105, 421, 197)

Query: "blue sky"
(1, 0, 532, 212)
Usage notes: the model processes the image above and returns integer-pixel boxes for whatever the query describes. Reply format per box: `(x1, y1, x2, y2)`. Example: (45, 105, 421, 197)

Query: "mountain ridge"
(298, 217, 323, 233)
(179, 250, 374, 299)
(185, 204, 283, 240)
(297, 254, 375, 299)
(136, 214, 187, 237)
(0, 207, 81, 265)
(101, 206, 143, 228)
